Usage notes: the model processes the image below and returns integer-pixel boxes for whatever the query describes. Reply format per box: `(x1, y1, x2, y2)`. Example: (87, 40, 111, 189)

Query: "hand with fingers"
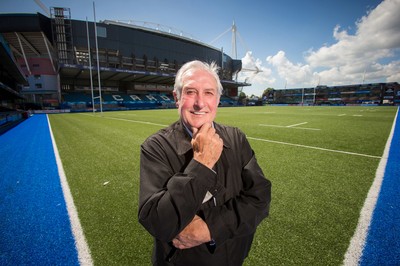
(191, 122, 223, 170)
(172, 215, 211, 249)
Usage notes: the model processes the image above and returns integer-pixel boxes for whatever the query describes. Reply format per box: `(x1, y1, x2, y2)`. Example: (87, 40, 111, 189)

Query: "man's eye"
(185, 90, 196, 95)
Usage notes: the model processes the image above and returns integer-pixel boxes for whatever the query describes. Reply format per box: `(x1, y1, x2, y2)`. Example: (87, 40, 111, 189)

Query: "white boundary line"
(79, 113, 168, 127)
(47, 115, 94, 266)
(247, 136, 381, 159)
(103, 116, 169, 127)
(342, 107, 398, 265)
(287, 122, 308, 128)
(259, 122, 321, 131)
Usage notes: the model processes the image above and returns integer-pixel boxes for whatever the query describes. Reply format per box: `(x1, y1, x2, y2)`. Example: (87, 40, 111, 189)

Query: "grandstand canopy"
(59, 63, 175, 85)
(59, 63, 248, 89)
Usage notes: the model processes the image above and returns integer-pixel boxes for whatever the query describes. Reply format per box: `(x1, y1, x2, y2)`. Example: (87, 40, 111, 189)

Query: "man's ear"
(173, 91, 179, 107)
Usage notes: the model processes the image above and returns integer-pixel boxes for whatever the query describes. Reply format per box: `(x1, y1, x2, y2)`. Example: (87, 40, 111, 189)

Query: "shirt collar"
(175, 120, 230, 156)
(182, 121, 215, 138)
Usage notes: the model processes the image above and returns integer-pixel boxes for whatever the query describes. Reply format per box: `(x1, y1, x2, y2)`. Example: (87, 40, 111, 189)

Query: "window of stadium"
(97, 26, 107, 38)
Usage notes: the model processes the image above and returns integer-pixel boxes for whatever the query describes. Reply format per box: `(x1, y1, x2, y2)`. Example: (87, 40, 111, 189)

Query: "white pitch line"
(287, 122, 308, 128)
(259, 124, 288, 128)
(259, 124, 321, 131)
(79, 113, 168, 127)
(47, 115, 93, 266)
(342, 107, 398, 265)
(104, 116, 168, 127)
(247, 136, 381, 159)
(293, 127, 321, 131)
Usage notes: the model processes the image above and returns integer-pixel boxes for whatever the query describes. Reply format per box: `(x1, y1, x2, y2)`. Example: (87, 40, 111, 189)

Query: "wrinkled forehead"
(182, 69, 218, 90)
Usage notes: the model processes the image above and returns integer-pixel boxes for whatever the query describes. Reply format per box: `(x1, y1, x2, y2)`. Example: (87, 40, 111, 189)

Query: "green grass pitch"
(48, 106, 397, 265)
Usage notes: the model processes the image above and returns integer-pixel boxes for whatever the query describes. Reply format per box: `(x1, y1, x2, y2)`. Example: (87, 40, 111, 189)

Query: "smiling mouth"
(191, 111, 207, 115)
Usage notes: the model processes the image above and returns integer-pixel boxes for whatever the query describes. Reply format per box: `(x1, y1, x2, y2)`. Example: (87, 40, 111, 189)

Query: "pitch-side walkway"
(359, 108, 400, 265)
(0, 114, 79, 265)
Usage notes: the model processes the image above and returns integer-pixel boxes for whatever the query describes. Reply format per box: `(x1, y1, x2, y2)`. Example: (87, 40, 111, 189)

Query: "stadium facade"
(0, 7, 245, 112)
(0, 7, 399, 112)
(267, 83, 400, 106)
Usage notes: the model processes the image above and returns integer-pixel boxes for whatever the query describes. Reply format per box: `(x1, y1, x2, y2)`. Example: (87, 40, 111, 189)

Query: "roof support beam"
(41, 31, 56, 73)
(9, 43, 23, 58)
(16, 32, 40, 56)
(15, 32, 31, 75)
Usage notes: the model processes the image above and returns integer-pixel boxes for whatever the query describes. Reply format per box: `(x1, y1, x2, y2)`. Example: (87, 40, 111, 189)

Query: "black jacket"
(138, 120, 271, 266)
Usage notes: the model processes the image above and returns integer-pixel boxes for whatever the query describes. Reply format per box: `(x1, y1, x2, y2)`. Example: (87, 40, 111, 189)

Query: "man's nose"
(194, 94, 205, 109)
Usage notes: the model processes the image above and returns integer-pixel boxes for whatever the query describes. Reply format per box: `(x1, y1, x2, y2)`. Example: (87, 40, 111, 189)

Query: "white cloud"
(239, 0, 400, 95)
(266, 51, 315, 87)
(260, 0, 400, 89)
(237, 51, 276, 95)
(306, 0, 400, 85)
(239, 51, 274, 84)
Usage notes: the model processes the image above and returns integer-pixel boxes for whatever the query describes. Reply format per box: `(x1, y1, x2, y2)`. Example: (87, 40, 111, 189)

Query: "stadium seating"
(60, 92, 237, 112)
(61, 92, 176, 112)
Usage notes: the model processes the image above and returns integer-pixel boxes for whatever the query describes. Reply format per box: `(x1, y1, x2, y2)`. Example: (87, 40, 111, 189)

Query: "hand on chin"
(189, 120, 207, 132)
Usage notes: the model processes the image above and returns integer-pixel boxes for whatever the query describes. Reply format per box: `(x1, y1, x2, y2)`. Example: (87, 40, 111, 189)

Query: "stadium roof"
(102, 20, 221, 53)
(59, 63, 248, 89)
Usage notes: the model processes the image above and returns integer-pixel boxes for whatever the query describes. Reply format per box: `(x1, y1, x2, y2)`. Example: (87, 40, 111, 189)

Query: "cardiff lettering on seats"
(112, 95, 124, 101)
(160, 95, 170, 101)
(146, 95, 157, 101)
(129, 95, 142, 101)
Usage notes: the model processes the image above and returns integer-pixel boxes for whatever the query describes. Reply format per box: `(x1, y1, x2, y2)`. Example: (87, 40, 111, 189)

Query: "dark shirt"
(138, 120, 271, 266)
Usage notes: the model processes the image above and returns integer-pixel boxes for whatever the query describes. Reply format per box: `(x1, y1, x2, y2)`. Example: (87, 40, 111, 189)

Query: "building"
(0, 8, 246, 112)
(269, 82, 400, 106)
(0, 33, 27, 110)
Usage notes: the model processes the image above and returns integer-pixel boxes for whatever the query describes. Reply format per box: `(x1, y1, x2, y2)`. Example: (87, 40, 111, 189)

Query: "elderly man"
(138, 60, 271, 266)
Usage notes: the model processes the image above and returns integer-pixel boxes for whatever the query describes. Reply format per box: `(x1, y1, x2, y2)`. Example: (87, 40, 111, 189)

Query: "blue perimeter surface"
(360, 108, 400, 265)
(0, 114, 79, 265)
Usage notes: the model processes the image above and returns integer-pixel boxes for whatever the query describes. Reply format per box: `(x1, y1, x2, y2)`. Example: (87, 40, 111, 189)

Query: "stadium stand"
(0, 10, 245, 112)
(60, 92, 178, 112)
(0, 31, 30, 134)
(269, 83, 400, 106)
(1, 9, 397, 111)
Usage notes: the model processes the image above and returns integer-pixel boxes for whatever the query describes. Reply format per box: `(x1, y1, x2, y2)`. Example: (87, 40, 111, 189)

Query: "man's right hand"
(191, 123, 223, 169)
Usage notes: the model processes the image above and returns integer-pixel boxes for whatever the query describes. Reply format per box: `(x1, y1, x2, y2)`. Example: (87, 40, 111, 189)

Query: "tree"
(262, 88, 275, 103)
(238, 91, 247, 105)
(262, 88, 274, 98)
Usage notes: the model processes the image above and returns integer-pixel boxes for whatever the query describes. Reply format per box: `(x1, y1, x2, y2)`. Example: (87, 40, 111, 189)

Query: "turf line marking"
(259, 124, 287, 128)
(104, 117, 168, 127)
(294, 127, 321, 131)
(80, 113, 168, 127)
(287, 122, 308, 127)
(47, 115, 94, 266)
(342, 107, 398, 265)
(259, 124, 321, 131)
(105, 116, 168, 127)
(247, 136, 381, 159)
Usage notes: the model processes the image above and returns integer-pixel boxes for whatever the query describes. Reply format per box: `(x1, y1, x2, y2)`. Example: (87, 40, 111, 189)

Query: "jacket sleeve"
(138, 136, 218, 242)
(201, 131, 272, 246)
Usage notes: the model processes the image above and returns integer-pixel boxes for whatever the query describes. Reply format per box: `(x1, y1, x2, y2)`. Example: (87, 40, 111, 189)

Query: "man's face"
(174, 69, 220, 131)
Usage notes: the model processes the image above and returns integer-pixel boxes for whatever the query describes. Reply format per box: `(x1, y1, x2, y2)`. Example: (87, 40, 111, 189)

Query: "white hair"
(173, 60, 223, 100)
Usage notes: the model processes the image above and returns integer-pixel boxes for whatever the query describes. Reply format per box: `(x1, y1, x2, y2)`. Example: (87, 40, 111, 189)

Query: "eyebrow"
(183, 87, 216, 92)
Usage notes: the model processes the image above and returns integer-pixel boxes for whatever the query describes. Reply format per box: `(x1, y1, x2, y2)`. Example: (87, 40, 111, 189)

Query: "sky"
(1, 0, 400, 96)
